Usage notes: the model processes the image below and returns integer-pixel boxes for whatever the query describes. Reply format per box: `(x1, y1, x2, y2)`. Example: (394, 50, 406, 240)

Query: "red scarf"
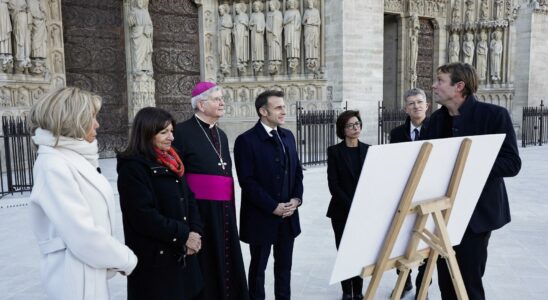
(154, 147, 185, 178)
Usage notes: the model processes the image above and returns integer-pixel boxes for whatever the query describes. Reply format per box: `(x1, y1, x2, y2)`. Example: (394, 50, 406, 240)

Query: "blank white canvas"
(329, 134, 505, 284)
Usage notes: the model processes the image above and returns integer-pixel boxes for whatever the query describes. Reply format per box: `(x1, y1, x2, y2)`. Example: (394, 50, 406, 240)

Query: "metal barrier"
(378, 101, 407, 144)
(1, 116, 36, 198)
(522, 100, 547, 147)
(296, 102, 340, 166)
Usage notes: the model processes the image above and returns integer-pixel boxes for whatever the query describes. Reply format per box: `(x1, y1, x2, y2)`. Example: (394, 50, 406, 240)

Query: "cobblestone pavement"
(1, 145, 546, 300)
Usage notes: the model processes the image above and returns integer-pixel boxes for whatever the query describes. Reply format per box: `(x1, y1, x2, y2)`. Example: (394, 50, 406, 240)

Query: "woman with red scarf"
(117, 107, 204, 300)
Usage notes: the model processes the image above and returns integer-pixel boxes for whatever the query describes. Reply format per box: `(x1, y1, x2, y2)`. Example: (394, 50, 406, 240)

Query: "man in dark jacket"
(389, 87, 430, 299)
(425, 63, 521, 300)
(234, 90, 304, 300)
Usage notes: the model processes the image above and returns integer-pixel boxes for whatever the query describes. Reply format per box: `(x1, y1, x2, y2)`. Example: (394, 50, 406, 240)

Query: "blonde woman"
(29, 87, 137, 299)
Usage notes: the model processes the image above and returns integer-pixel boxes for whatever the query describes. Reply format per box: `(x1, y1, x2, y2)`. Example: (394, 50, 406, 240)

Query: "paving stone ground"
(1, 145, 546, 300)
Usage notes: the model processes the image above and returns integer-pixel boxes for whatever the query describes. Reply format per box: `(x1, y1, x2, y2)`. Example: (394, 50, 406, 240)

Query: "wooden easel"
(360, 138, 472, 300)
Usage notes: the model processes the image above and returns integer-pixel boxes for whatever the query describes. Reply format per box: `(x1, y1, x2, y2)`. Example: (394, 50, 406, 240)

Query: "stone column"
(123, 0, 155, 124)
(194, 0, 218, 82)
(326, 0, 382, 144)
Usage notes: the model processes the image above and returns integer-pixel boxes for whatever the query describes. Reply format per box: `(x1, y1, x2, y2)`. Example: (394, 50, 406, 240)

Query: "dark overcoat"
(423, 95, 521, 233)
(234, 121, 304, 245)
(326, 141, 369, 221)
(117, 154, 204, 300)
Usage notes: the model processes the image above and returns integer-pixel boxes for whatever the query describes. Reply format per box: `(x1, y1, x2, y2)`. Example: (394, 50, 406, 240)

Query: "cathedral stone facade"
(0, 0, 546, 156)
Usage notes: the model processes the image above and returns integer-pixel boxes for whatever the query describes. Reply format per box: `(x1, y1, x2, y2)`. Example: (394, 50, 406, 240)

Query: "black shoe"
(342, 293, 353, 300)
(354, 294, 364, 300)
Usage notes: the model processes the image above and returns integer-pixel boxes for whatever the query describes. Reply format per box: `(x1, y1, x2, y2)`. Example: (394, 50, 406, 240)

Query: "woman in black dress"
(326, 110, 370, 300)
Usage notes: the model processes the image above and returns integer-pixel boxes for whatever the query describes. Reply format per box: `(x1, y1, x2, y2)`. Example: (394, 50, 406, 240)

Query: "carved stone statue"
(9, 0, 32, 72)
(302, 0, 321, 71)
(0, 0, 12, 72)
(409, 15, 419, 87)
(250, 1, 265, 73)
(49, 0, 59, 20)
(480, 0, 489, 20)
(284, 0, 301, 72)
(128, 0, 153, 76)
(452, 1, 461, 23)
(490, 30, 503, 81)
(233, 3, 249, 74)
(476, 30, 488, 81)
(29, 0, 47, 59)
(218, 4, 232, 76)
(465, 0, 474, 23)
(448, 32, 460, 63)
(266, 0, 282, 75)
(495, 0, 504, 20)
(462, 31, 474, 65)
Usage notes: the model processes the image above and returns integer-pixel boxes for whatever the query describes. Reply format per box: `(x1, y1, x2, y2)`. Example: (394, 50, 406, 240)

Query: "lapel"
(40, 146, 116, 233)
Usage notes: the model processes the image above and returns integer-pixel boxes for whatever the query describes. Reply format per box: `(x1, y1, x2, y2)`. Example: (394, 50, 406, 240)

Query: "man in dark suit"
(389, 87, 430, 299)
(234, 90, 303, 300)
(425, 63, 521, 300)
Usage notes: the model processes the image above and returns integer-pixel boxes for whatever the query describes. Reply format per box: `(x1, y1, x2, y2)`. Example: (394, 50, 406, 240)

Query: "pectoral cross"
(218, 157, 227, 170)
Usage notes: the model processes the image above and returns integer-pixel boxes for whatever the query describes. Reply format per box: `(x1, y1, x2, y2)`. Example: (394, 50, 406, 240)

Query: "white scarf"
(32, 128, 100, 168)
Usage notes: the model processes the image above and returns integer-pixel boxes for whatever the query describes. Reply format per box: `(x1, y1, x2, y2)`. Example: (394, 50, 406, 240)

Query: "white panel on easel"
(329, 134, 505, 284)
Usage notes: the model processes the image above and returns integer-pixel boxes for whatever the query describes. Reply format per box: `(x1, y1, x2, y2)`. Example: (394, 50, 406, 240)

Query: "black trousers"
(437, 229, 491, 300)
(248, 219, 294, 300)
(331, 218, 363, 297)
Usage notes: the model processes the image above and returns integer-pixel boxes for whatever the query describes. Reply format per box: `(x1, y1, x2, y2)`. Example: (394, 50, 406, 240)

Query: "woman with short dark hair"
(117, 107, 204, 300)
(327, 110, 369, 300)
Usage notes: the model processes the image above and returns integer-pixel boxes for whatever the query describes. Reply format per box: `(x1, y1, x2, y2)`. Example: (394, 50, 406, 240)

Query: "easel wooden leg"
(391, 268, 410, 300)
(416, 251, 438, 300)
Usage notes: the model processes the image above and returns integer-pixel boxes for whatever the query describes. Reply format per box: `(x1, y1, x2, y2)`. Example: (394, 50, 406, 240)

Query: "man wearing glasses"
(173, 82, 249, 300)
(389, 87, 430, 299)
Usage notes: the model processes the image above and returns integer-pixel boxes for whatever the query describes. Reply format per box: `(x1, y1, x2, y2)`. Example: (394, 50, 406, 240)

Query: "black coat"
(423, 95, 521, 233)
(117, 154, 204, 300)
(326, 141, 369, 221)
(234, 121, 304, 245)
(389, 116, 430, 143)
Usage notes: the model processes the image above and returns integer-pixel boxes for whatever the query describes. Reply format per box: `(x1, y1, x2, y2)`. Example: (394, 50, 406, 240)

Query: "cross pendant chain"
(218, 158, 227, 170)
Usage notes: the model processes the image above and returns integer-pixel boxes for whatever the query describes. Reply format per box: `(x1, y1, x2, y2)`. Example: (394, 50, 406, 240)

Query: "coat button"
(275, 158, 279, 162)
(159, 250, 164, 255)
(276, 176, 280, 180)
(184, 217, 187, 221)
(175, 180, 179, 183)
(173, 238, 177, 242)
(153, 170, 157, 174)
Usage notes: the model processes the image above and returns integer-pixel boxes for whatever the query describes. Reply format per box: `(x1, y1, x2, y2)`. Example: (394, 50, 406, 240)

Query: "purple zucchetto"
(191, 81, 218, 109)
(191, 82, 217, 97)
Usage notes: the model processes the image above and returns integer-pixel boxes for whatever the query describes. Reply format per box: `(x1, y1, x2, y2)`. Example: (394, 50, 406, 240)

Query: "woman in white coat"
(28, 87, 138, 299)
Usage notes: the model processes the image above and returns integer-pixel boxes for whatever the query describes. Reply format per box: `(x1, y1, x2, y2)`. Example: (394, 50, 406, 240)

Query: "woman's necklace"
(195, 116, 227, 170)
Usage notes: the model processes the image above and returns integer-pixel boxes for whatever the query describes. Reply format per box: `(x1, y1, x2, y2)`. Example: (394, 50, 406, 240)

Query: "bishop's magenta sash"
(186, 173, 234, 201)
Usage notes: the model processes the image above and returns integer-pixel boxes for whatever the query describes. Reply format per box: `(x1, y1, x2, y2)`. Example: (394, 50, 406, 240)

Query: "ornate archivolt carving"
(384, 0, 403, 13)
(409, 0, 447, 17)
